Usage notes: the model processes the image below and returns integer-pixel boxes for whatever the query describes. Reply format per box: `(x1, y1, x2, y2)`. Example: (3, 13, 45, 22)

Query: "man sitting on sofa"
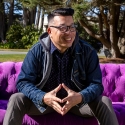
(3, 7, 119, 125)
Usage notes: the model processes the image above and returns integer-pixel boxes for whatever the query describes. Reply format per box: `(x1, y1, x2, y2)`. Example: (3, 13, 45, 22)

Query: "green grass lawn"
(0, 54, 105, 62)
(0, 49, 105, 62)
(0, 49, 28, 52)
(0, 54, 26, 62)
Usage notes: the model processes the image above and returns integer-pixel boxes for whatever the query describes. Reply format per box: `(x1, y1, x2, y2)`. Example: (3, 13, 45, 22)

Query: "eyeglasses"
(49, 24, 76, 33)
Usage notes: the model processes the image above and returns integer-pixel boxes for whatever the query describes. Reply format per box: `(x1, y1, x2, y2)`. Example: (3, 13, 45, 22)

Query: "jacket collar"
(39, 32, 51, 52)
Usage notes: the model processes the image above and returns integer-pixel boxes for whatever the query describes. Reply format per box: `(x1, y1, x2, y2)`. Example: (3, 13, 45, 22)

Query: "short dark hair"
(48, 8, 74, 25)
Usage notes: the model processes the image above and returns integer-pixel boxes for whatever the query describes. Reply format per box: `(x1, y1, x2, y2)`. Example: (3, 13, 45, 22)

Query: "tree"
(38, 7, 45, 30)
(20, 0, 66, 28)
(67, 0, 125, 58)
(19, 0, 62, 28)
(8, 0, 14, 28)
(19, 0, 36, 26)
(0, 0, 6, 41)
(0, 0, 23, 41)
(35, 5, 40, 29)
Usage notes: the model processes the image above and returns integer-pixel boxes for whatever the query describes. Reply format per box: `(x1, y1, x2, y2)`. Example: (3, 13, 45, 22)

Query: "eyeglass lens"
(60, 25, 76, 32)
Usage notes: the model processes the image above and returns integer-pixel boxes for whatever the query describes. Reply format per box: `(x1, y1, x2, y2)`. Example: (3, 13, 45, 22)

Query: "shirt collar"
(50, 41, 72, 54)
(50, 41, 57, 54)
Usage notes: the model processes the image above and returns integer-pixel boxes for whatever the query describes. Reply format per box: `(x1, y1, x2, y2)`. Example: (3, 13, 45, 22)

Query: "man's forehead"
(53, 16, 74, 25)
(53, 15, 73, 20)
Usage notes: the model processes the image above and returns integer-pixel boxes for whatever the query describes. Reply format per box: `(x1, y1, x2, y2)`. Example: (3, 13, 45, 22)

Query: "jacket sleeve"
(79, 49, 103, 107)
(16, 49, 47, 113)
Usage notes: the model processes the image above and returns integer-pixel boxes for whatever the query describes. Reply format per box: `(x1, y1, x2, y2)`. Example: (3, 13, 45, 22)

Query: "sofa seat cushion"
(112, 102, 125, 125)
(0, 109, 5, 125)
(0, 100, 8, 110)
(0, 109, 98, 125)
(23, 112, 98, 125)
(0, 100, 98, 125)
(1, 100, 125, 125)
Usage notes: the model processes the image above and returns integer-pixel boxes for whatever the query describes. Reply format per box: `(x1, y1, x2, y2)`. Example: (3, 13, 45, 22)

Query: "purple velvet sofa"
(0, 61, 125, 125)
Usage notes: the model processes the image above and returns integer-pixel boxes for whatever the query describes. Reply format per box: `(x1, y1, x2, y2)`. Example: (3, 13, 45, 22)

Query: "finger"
(61, 102, 70, 115)
(62, 110, 68, 116)
(53, 101, 62, 110)
(53, 96, 62, 103)
(53, 84, 62, 93)
(62, 101, 70, 111)
(62, 83, 70, 92)
(61, 97, 69, 103)
(52, 101, 63, 114)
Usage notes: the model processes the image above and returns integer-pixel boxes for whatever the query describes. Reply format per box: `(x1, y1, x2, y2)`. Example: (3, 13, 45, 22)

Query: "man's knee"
(101, 96, 113, 108)
(88, 96, 112, 110)
(8, 93, 31, 108)
(9, 93, 23, 100)
(9, 93, 26, 103)
(7, 93, 32, 114)
(101, 96, 112, 103)
(93, 96, 111, 104)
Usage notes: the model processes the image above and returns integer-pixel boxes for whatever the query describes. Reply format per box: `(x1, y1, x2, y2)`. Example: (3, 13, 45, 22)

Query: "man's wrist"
(42, 94, 47, 107)
(76, 92, 84, 107)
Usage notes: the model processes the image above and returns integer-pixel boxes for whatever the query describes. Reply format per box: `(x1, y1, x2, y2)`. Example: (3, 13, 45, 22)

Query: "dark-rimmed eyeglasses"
(49, 24, 76, 33)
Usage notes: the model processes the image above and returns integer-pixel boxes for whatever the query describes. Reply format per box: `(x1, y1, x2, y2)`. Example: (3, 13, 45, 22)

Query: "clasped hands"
(43, 83, 82, 115)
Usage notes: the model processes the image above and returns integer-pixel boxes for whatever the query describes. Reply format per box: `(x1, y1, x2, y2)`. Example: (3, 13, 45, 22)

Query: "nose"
(65, 26, 71, 33)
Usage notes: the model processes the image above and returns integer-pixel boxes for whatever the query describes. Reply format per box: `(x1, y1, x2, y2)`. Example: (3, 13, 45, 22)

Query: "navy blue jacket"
(16, 32, 103, 113)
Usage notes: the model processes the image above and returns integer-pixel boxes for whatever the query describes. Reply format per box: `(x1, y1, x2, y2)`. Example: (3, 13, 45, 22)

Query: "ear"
(47, 27, 51, 34)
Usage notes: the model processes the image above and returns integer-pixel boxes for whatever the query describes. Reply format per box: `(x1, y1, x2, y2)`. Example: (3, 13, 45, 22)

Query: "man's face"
(48, 16, 76, 53)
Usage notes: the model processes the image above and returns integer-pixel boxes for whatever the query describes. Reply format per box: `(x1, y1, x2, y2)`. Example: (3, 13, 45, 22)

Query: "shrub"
(3, 23, 43, 49)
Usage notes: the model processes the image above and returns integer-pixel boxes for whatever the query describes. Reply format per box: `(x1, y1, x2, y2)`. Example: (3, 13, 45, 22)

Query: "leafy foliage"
(3, 23, 43, 49)
(76, 22, 102, 52)
(71, 1, 102, 52)
(72, 1, 91, 21)
(70, 0, 125, 58)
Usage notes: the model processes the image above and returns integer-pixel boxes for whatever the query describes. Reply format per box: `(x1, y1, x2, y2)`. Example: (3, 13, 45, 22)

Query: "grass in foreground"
(0, 49, 28, 52)
(0, 54, 26, 62)
(0, 54, 105, 62)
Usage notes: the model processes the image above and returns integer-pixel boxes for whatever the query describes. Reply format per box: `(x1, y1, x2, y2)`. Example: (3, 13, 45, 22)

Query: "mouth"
(64, 37, 72, 42)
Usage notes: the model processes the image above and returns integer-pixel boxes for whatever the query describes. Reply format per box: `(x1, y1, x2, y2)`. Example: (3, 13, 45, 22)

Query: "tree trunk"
(35, 5, 41, 29)
(29, 7, 36, 25)
(109, 4, 121, 58)
(0, 0, 6, 41)
(8, 0, 14, 28)
(38, 8, 45, 30)
(23, 7, 29, 26)
(41, 8, 45, 31)
(118, 11, 125, 58)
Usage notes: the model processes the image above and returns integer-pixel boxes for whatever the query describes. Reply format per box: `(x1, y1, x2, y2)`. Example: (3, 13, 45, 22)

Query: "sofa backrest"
(100, 64, 125, 102)
(0, 62, 22, 99)
(0, 62, 125, 102)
